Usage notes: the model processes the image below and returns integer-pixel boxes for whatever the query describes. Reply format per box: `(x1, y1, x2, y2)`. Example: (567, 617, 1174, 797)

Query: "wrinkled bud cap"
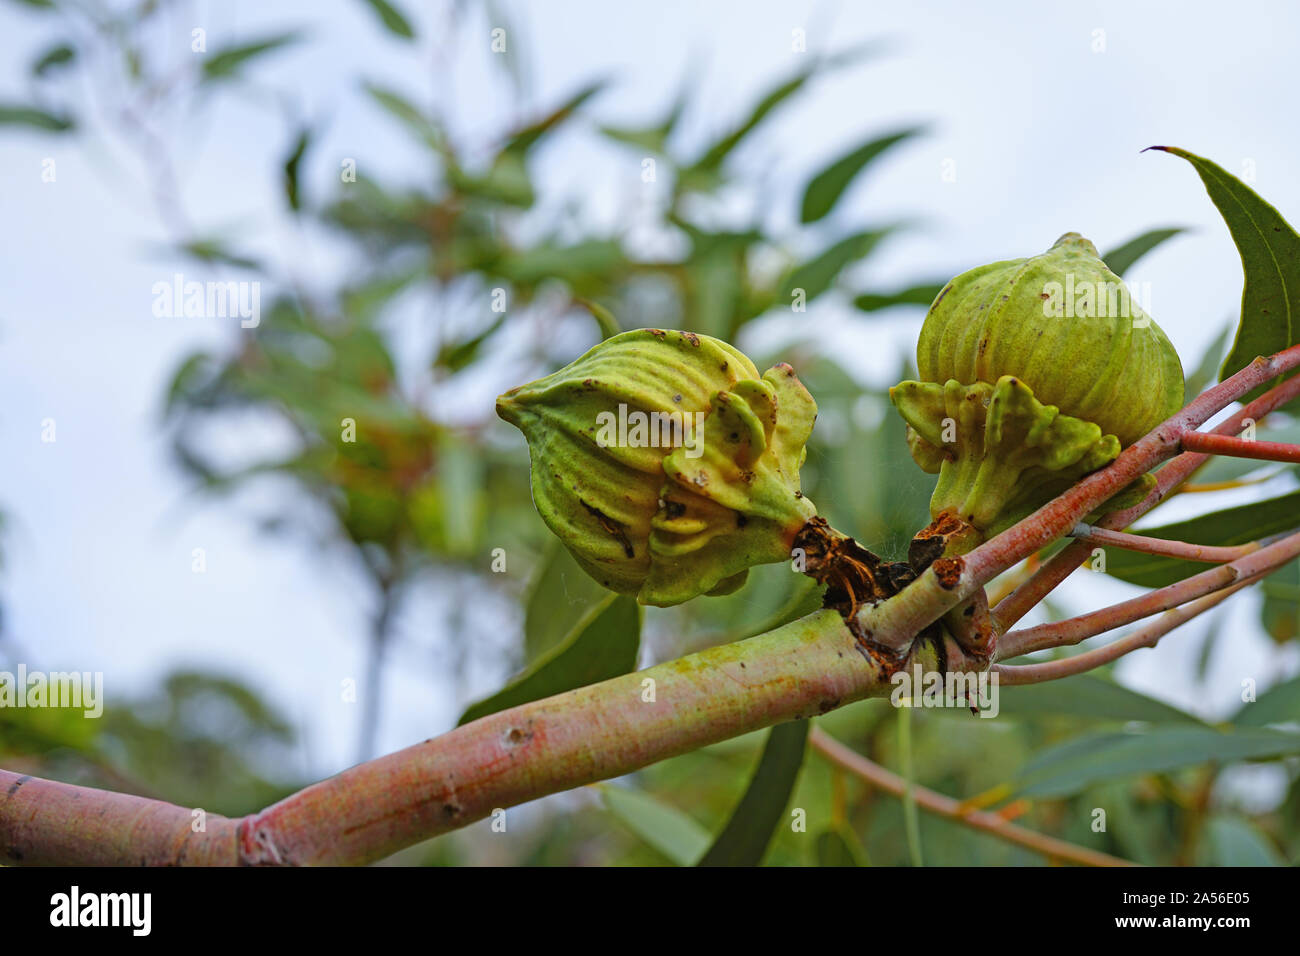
(918, 233, 1184, 446)
(498, 329, 818, 606)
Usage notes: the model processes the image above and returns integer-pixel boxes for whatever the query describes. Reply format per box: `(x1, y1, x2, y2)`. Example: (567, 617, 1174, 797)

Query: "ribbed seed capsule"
(497, 329, 818, 606)
(892, 234, 1185, 544)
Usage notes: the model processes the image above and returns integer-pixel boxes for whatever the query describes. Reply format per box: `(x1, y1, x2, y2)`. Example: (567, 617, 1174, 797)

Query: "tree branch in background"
(807, 728, 1137, 867)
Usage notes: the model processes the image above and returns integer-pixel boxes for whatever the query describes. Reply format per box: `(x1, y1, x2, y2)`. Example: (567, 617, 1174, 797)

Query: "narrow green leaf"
(782, 227, 897, 302)
(31, 43, 75, 77)
(1104, 490, 1300, 588)
(1102, 227, 1186, 277)
(800, 127, 925, 223)
(691, 71, 808, 175)
(598, 83, 687, 157)
(449, 150, 534, 207)
(362, 82, 443, 151)
(174, 238, 262, 271)
(1013, 726, 1300, 798)
(1196, 815, 1285, 866)
(697, 719, 808, 866)
(898, 705, 923, 866)
(997, 674, 1205, 724)
(281, 126, 310, 211)
(359, 0, 414, 39)
(1232, 674, 1300, 727)
(458, 594, 640, 725)
(201, 32, 301, 82)
(435, 316, 505, 372)
(1149, 147, 1300, 400)
(503, 80, 605, 157)
(522, 540, 611, 663)
(735, 576, 824, 641)
(599, 785, 711, 866)
(815, 825, 869, 866)
(0, 103, 73, 131)
(1260, 558, 1300, 645)
(852, 282, 945, 313)
(575, 298, 620, 340)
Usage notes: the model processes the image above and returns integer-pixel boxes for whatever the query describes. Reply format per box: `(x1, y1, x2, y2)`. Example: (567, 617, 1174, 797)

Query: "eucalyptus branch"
(808, 728, 1138, 867)
(0, 611, 985, 866)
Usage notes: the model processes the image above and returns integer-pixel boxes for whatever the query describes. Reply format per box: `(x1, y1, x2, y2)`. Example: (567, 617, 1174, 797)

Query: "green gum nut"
(892, 234, 1184, 544)
(497, 329, 818, 606)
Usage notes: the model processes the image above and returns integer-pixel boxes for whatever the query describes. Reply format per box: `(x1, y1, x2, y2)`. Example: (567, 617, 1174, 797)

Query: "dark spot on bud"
(673, 394, 682, 403)
(736, 512, 749, 528)
(580, 499, 635, 558)
(683, 332, 700, 346)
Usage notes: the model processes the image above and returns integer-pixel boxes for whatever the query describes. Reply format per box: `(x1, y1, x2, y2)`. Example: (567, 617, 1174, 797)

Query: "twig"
(1180, 432, 1300, 463)
(992, 360, 1300, 633)
(808, 728, 1138, 867)
(1068, 524, 1262, 563)
(994, 575, 1257, 685)
(999, 530, 1300, 658)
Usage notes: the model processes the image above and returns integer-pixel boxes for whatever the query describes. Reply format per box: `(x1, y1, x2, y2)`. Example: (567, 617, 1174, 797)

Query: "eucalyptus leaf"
(201, 32, 302, 83)
(697, 719, 809, 866)
(458, 594, 640, 725)
(852, 282, 945, 314)
(0, 103, 73, 131)
(600, 784, 711, 865)
(996, 674, 1204, 725)
(800, 126, 925, 223)
(359, 0, 414, 39)
(1013, 726, 1300, 798)
(1102, 227, 1186, 277)
(1150, 147, 1300, 402)
(782, 227, 897, 302)
(1232, 674, 1300, 727)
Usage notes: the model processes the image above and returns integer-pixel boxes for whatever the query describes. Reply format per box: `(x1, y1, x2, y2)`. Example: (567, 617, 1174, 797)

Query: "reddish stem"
(999, 530, 1300, 658)
(992, 358, 1300, 633)
(994, 574, 1256, 685)
(1180, 431, 1300, 463)
(1069, 523, 1262, 563)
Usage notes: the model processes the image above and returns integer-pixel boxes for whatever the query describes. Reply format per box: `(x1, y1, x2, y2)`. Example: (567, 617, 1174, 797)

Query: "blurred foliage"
(1, 0, 1296, 867)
